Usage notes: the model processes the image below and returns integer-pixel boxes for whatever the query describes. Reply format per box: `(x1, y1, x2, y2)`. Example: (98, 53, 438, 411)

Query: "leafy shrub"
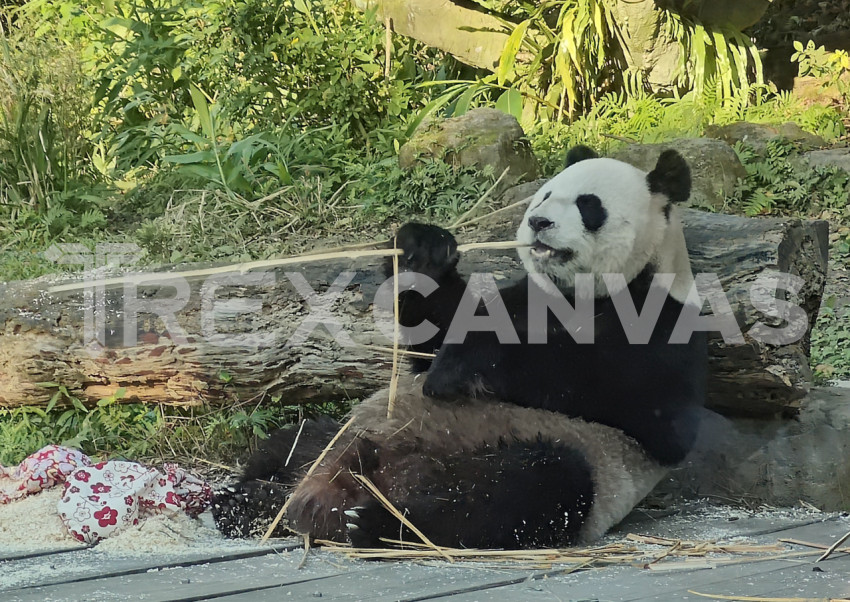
(528, 90, 847, 178)
(729, 139, 850, 217)
(351, 160, 495, 222)
(0, 384, 352, 466)
(0, 29, 104, 222)
(791, 40, 850, 110)
(811, 293, 850, 383)
(436, 1, 765, 125)
(86, 0, 447, 172)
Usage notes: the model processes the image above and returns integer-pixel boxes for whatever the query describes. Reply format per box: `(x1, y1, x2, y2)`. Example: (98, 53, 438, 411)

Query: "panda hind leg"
(347, 439, 595, 550)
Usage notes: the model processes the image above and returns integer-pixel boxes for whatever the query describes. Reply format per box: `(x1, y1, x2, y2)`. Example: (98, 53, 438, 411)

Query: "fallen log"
(0, 190, 828, 417)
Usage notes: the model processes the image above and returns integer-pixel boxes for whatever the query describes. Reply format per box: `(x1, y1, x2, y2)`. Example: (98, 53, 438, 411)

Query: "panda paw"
(211, 480, 290, 539)
(343, 502, 400, 548)
(388, 223, 459, 281)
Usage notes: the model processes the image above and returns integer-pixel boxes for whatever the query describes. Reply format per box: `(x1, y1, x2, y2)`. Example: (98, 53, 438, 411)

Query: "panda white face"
(517, 152, 692, 300)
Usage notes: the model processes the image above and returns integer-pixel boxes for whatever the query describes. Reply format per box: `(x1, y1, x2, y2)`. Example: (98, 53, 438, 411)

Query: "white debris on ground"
(0, 487, 265, 558)
(0, 488, 83, 553)
(608, 501, 841, 546)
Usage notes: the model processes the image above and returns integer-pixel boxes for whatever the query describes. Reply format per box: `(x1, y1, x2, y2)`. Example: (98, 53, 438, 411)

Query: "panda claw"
(346, 523, 360, 531)
(343, 509, 360, 519)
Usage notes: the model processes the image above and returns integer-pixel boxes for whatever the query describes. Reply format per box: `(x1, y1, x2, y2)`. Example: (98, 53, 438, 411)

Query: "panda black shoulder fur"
(211, 147, 708, 549)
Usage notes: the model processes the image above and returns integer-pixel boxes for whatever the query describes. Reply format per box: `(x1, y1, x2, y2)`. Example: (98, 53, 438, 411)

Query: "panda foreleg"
(347, 439, 595, 550)
(389, 223, 469, 368)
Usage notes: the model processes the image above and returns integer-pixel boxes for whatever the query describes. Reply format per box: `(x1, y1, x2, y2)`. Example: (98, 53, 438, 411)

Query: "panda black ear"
(564, 145, 599, 168)
(647, 150, 691, 206)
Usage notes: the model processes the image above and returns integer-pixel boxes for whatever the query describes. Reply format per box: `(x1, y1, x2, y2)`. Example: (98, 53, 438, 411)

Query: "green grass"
(0, 390, 353, 467)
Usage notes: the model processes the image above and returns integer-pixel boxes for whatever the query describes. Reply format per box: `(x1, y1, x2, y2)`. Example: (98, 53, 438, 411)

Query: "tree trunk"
(0, 192, 828, 418)
(355, 0, 510, 71)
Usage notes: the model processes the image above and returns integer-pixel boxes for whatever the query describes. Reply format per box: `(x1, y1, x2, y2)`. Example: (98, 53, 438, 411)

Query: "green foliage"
(82, 0, 444, 172)
(661, 11, 763, 105)
(728, 139, 850, 217)
(791, 41, 850, 107)
(792, 41, 850, 79)
(811, 295, 850, 384)
(527, 89, 846, 177)
(355, 160, 495, 222)
(0, 0, 464, 280)
(493, 0, 638, 121)
(0, 27, 109, 236)
(0, 386, 353, 466)
(439, 0, 765, 126)
(0, 389, 163, 466)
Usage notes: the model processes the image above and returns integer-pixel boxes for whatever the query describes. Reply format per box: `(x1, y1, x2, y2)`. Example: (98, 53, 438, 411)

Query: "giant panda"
(212, 147, 708, 549)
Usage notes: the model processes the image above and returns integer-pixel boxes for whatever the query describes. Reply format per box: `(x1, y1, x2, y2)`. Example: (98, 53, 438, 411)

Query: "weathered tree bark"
(0, 192, 828, 418)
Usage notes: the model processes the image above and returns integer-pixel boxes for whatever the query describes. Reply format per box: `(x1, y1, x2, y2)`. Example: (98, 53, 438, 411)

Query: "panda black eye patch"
(575, 194, 607, 232)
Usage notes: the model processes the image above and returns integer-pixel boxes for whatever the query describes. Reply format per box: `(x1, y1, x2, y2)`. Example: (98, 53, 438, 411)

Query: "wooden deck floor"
(2, 509, 849, 601)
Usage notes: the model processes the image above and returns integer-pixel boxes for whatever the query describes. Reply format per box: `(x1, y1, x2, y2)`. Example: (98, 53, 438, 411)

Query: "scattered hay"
(314, 532, 840, 573)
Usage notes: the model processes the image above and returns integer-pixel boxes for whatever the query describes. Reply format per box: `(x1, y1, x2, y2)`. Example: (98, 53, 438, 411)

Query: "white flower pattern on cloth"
(1, 446, 212, 544)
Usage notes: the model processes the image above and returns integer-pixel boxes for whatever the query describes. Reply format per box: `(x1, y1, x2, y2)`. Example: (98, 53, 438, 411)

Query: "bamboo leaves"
(497, 19, 530, 86)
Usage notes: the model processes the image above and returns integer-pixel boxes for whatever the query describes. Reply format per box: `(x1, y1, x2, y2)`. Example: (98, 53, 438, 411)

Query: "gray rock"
(706, 121, 826, 150)
(399, 108, 539, 188)
(805, 148, 850, 172)
(610, 138, 746, 210)
(657, 386, 850, 511)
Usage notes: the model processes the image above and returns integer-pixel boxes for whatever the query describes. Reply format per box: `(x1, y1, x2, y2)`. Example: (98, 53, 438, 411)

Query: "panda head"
(517, 146, 693, 300)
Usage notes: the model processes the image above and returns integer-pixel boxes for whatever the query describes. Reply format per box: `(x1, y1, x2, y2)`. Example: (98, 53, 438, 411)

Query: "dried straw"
(386, 235, 401, 419)
(688, 592, 850, 602)
(351, 473, 453, 562)
(816, 527, 850, 562)
(320, 532, 798, 571)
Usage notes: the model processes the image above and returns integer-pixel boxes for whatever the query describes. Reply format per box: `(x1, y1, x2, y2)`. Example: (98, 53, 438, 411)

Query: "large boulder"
(611, 0, 770, 91)
(399, 108, 539, 187)
(805, 148, 850, 172)
(610, 138, 746, 210)
(658, 386, 850, 511)
(706, 121, 827, 151)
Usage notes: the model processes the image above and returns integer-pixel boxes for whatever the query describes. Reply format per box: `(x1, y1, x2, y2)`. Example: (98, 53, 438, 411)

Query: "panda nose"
(528, 216, 554, 232)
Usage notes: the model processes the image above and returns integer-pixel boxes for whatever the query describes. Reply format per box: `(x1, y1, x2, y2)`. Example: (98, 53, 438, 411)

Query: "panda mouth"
(530, 242, 575, 262)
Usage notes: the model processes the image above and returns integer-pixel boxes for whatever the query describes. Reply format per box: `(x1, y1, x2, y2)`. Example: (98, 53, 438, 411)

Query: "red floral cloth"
(0, 445, 91, 504)
(1, 446, 212, 544)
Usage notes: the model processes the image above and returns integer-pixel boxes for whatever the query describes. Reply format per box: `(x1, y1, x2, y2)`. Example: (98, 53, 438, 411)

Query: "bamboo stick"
(47, 241, 527, 294)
